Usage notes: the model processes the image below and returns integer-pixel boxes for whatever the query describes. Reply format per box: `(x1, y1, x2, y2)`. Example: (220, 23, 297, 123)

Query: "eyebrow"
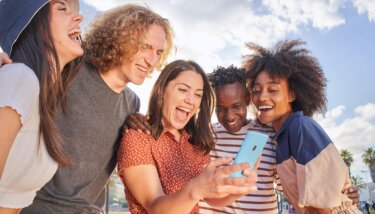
(177, 83, 203, 91)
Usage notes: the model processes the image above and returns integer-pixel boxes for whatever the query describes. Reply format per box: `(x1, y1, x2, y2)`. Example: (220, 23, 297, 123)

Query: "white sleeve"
(0, 63, 39, 125)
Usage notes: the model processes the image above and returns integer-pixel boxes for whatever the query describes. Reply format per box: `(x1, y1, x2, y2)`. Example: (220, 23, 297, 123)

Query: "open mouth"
(176, 106, 192, 122)
(258, 105, 273, 113)
(68, 29, 82, 44)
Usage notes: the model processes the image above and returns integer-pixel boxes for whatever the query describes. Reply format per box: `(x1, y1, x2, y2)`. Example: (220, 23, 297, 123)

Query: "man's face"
(119, 24, 166, 85)
(215, 82, 250, 133)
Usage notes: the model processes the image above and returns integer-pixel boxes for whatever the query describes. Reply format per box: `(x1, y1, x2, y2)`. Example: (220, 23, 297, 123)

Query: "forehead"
(142, 24, 166, 47)
(169, 70, 203, 88)
(51, 0, 79, 11)
(215, 82, 247, 103)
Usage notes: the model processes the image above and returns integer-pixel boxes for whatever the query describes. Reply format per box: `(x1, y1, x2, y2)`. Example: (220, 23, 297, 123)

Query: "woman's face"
(50, 0, 83, 69)
(251, 70, 295, 131)
(161, 70, 204, 136)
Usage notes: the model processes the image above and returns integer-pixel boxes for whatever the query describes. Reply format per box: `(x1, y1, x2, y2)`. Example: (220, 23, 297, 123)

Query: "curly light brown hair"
(83, 4, 174, 72)
(243, 39, 327, 117)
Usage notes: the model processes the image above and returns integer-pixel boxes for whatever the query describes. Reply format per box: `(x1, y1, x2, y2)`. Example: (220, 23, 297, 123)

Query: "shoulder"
(123, 87, 139, 100)
(0, 63, 39, 90)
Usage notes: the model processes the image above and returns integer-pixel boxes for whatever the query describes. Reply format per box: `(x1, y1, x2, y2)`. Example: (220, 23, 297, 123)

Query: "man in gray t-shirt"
(22, 4, 174, 214)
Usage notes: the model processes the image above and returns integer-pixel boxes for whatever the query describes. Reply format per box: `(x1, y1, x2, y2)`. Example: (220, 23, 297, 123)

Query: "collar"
(275, 111, 304, 139)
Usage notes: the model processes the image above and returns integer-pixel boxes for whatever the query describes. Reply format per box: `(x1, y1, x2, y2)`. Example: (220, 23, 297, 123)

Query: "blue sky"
(79, 0, 375, 181)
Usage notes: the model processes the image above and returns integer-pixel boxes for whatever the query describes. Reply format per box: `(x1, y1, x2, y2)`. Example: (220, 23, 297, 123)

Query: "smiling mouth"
(258, 105, 273, 113)
(136, 65, 148, 73)
(68, 29, 81, 43)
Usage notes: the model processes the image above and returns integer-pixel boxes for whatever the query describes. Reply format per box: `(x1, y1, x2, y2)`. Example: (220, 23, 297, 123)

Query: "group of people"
(0, 0, 361, 214)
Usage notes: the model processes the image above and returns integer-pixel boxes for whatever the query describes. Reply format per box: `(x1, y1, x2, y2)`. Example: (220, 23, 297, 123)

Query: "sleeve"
(0, 64, 39, 125)
(117, 129, 155, 173)
(291, 119, 351, 208)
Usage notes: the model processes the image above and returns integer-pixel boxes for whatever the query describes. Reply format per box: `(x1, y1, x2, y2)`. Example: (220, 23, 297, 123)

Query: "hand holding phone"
(230, 131, 269, 177)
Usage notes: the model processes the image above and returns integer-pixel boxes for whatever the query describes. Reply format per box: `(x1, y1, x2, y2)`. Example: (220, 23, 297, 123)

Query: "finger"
(221, 173, 257, 186)
(253, 157, 261, 170)
(0, 52, 12, 64)
(348, 185, 358, 192)
(206, 157, 233, 168)
(124, 125, 129, 133)
(218, 162, 250, 176)
(215, 184, 258, 195)
(126, 120, 140, 131)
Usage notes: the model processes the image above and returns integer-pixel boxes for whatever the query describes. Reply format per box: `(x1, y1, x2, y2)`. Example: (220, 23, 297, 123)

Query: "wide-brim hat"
(0, 0, 49, 55)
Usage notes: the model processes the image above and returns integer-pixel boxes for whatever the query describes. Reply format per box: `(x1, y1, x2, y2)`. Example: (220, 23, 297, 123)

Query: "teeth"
(177, 106, 191, 113)
(136, 65, 147, 73)
(68, 29, 81, 38)
(227, 121, 236, 126)
(258, 105, 272, 110)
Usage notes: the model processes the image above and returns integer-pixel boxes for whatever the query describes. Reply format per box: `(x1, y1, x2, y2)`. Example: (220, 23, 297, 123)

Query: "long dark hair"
(147, 60, 215, 154)
(11, 3, 82, 166)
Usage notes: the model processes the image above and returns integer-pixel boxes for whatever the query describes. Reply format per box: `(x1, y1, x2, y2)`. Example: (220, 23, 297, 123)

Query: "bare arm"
(120, 158, 257, 214)
(0, 107, 21, 176)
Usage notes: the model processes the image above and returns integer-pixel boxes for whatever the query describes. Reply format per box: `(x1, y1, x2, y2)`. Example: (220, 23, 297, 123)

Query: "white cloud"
(315, 103, 375, 179)
(261, 0, 346, 30)
(355, 103, 375, 121)
(81, 0, 349, 73)
(352, 0, 375, 22)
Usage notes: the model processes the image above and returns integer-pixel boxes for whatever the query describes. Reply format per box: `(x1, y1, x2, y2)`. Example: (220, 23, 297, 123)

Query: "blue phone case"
(230, 131, 269, 177)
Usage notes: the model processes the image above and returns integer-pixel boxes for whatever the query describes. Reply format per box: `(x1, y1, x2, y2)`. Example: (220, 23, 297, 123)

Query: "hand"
(190, 157, 258, 200)
(124, 112, 151, 135)
(0, 52, 12, 67)
(345, 185, 360, 206)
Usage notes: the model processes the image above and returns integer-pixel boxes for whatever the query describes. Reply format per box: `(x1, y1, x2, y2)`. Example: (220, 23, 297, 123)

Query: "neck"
(273, 111, 293, 132)
(100, 68, 128, 93)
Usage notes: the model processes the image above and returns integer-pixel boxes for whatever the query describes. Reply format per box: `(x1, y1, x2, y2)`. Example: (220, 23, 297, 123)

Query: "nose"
(258, 90, 268, 102)
(184, 93, 195, 105)
(145, 52, 158, 68)
(224, 109, 235, 121)
(73, 13, 84, 23)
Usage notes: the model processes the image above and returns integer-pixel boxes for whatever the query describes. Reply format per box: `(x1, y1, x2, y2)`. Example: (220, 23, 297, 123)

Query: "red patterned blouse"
(117, 129, 209, 214)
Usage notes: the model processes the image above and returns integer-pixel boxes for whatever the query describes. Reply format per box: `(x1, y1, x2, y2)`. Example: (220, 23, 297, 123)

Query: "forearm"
(147, 180, 199, 214)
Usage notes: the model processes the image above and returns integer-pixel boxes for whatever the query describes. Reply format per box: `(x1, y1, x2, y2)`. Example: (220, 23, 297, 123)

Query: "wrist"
(187, 177, 202, 201)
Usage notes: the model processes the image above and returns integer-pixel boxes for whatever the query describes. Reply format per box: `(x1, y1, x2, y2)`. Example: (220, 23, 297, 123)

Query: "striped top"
(199, 120, 280, 214)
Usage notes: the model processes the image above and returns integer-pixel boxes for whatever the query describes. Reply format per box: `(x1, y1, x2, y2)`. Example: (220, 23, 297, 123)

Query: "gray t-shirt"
(22, 61, 140, 214)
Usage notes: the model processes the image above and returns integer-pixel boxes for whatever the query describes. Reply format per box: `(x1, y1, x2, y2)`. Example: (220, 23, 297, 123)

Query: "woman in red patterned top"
(117, 60, 259, 214)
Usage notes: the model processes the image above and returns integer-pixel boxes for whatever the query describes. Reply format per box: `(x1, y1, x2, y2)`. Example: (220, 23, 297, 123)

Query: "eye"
(156, 51, 163, 56)
(195, 93, 203, 98)
(269, 87, 279, 93)
(178, 88, 187, 92)
(216, 107, 223, 113)
(252, 88, 261, 95)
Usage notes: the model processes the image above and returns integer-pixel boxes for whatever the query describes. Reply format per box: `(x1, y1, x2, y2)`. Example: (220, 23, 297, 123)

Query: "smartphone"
(230, 131, 269, 177)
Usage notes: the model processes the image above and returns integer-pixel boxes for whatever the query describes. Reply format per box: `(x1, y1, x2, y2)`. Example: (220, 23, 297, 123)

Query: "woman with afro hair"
(244, 39, 361, 214)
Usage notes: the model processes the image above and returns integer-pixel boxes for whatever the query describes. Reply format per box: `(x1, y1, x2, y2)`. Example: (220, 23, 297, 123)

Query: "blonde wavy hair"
(83, 4, 174, 72)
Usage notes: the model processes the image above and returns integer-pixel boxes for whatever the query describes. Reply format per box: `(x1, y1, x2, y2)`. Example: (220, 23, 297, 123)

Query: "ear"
(288, 90, 296, 102)
(246, 91, 251, 106)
